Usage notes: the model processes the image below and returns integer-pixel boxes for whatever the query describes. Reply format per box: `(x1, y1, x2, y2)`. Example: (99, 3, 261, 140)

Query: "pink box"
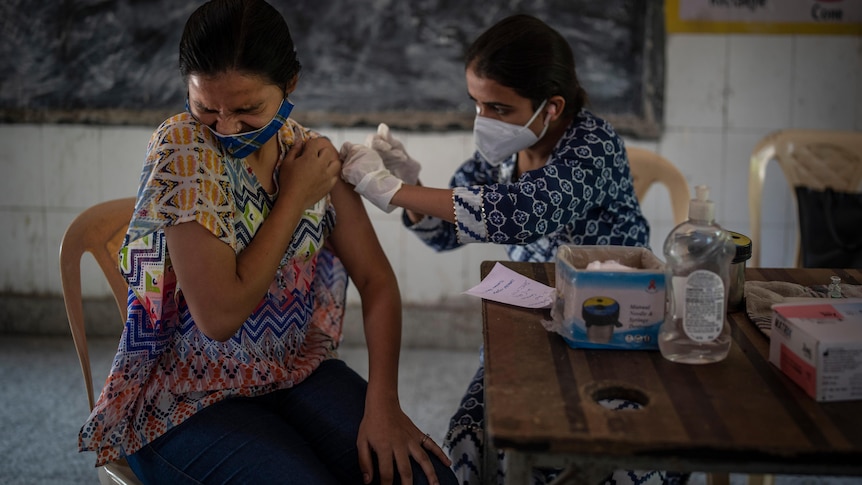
(769, 299, 862, 402)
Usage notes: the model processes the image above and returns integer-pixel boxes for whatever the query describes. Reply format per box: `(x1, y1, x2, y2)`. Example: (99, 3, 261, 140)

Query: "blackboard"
(0, 0, 665, 139)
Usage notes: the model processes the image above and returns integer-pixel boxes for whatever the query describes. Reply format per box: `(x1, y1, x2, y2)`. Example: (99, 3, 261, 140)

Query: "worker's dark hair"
(466, 14, 588, 117)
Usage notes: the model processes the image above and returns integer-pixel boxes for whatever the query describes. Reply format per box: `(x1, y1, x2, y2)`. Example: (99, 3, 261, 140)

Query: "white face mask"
(474, 99, 549, 166)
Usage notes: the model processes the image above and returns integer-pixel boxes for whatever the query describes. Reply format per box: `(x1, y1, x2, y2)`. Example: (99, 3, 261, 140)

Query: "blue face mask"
(186, 97, 295, 159)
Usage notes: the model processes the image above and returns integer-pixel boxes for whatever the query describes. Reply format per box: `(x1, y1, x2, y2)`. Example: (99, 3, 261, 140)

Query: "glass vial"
(828, 276, 842, 298)
(659, 185, 736, 364)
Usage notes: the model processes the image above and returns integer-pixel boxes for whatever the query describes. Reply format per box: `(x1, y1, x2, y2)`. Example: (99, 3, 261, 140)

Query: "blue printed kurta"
(405, 109, 649, 259)
(414, 110, 659, 485)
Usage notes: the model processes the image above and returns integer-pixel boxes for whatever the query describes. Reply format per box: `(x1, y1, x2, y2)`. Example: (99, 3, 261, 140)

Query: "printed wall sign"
(666, 0, 862, 34)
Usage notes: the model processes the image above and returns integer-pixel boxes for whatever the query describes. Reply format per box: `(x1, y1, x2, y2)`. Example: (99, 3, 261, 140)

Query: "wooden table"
(481, 262, 862, 484)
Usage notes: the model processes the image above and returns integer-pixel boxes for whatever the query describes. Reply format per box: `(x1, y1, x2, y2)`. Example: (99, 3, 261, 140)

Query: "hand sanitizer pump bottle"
(659, 185, 736, 364)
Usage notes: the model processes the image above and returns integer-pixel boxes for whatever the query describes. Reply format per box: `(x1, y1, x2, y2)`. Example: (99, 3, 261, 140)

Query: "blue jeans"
(127, 359, 457, 485)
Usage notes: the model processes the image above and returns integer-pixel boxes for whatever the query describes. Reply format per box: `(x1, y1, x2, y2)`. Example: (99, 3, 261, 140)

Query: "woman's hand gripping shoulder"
(276, 136, 341, 213)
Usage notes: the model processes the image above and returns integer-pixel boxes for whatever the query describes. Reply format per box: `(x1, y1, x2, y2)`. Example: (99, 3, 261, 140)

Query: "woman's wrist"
(406, 209, 426, 224)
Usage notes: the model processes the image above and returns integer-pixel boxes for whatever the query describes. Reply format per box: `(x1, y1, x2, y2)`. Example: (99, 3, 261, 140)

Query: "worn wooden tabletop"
(482, 262, 862, 479)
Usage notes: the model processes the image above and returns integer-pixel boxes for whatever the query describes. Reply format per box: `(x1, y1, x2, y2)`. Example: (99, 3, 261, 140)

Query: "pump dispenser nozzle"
(689, 185, 715, 222)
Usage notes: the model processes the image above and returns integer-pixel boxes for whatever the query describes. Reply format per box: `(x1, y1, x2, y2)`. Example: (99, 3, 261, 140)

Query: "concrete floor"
(2, 334, 861, 485)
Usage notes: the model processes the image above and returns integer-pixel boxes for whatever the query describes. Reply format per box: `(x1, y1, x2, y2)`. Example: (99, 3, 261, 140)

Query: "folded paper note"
(464, 262, 554, 309)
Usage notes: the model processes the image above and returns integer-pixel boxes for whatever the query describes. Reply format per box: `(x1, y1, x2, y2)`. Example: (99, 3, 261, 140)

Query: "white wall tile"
(402, 132, 474, 188)
(463, 243, 509, 288)
(727, 35, 793, 130)
(723, 131, 772, 233)
(376, 218, 406, 287)
(0, 209, 47, 293)
(792, 36, 860, 130)
(665, 35, 728, 129)
(44, 211, 70, 296)
(401, 232, 464, 304)
(0, 125, 45, 207)
(99, 126, 152, 200)
(42, 125, 102, 209)
(659, 129, 725, 217)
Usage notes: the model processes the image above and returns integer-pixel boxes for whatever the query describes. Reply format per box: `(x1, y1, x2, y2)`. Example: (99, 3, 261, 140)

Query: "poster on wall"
(666, 0, 862, 34)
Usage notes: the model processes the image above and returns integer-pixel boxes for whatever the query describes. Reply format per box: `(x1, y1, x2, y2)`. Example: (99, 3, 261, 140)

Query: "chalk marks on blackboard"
(0, 0, 663, 138)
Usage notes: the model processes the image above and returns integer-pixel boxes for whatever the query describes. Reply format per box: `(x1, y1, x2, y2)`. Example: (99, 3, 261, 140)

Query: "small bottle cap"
(689, 185, 715, 222)
(729, 231, 752, 263)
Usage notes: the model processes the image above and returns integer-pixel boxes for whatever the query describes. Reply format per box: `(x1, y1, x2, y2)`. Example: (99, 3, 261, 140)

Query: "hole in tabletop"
(590, 385, 649, 410)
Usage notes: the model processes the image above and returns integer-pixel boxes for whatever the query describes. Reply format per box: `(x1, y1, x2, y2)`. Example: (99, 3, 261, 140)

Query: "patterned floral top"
(404, 110, 649, 261)
(78, 113, 347, 467)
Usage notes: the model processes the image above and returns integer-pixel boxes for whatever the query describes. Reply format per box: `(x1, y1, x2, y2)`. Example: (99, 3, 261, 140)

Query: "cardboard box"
(769, 299, 862, 402)
(552, 245, 666, 350)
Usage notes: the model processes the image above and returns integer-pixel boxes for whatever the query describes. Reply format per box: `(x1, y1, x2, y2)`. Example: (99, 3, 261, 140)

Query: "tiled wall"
(1, 34, 860, 305)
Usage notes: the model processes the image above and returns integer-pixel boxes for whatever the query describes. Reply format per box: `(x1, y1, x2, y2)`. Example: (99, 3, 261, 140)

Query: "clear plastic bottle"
(659, 185, 736, 364)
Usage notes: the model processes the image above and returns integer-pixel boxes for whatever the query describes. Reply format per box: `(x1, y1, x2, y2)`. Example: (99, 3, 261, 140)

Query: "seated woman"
(77, 1, 457, 484)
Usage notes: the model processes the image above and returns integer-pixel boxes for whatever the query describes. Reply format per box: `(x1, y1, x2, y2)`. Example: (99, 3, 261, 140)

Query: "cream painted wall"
(1, 33, 860, 304)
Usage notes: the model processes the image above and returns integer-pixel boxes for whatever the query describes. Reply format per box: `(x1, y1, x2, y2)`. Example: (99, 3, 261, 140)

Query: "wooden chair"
(748, 130, 862, 267)
(59, 197, 142, 485)
(627, 146, 691, 225)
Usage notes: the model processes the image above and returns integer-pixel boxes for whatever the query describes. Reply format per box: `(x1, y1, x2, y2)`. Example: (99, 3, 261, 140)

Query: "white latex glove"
(364, 123, 421, 185)
(340, 141, 403, 213)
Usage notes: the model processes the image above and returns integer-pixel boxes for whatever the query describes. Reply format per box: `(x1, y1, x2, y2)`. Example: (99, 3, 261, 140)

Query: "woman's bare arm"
(327, 178, 450, 484)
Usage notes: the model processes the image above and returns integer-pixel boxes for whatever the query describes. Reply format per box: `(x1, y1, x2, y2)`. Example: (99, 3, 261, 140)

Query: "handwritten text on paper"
(464, 262, 554, 309)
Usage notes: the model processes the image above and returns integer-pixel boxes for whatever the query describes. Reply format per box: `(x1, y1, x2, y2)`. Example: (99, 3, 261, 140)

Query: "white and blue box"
(551, 245, 666, 350)
(769, 299, 862, 402)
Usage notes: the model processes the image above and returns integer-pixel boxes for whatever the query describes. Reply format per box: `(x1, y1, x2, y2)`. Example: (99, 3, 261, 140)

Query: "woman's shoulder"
(569, 109, 622, 140)
(278, 118, 321, 145)
(144, 113, 226, 179)
(546, 110, 625, 168)
(556, 110, 624, 151)
(153, 112, 200, 134)
(149, 112, 220, 150)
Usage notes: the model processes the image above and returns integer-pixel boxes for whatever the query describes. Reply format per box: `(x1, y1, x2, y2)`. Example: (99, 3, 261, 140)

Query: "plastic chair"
(627, 146, 691, 225)
(748, 130, 862, 267)
(59, 197, 142, 485)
